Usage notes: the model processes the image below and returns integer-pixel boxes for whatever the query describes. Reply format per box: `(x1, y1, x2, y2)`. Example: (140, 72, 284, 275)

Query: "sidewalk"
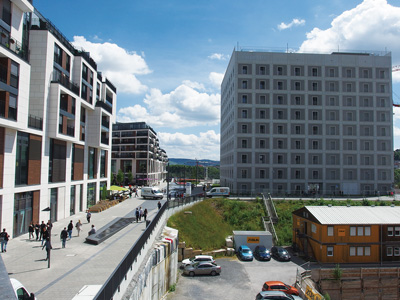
(2, 195, 165, 300)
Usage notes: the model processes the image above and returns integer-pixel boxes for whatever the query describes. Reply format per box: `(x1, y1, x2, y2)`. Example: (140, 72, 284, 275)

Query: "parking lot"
(167, 254, 306, 300)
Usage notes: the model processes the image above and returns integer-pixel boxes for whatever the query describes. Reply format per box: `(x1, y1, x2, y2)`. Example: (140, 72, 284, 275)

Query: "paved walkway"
(2, 195, 165, 300)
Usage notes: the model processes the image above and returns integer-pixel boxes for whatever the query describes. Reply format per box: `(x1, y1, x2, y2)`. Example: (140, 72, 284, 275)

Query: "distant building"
(293, 206, 400, 263)
(220, 50, 393, 196)
(0, 4, 117, 237)
(111, 122, 168, 186)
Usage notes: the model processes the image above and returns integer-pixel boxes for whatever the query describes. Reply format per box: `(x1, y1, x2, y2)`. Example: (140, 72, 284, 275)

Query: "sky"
(35, 0, 400, 161)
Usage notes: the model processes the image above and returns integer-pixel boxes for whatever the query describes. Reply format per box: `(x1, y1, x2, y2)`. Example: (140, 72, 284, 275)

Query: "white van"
(10, 278, 37, 299)
(141, 187, 163, 200)
(206, 187, 230, 198)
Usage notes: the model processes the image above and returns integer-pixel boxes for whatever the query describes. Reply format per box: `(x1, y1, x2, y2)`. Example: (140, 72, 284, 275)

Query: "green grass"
(167, 198, 265, 251)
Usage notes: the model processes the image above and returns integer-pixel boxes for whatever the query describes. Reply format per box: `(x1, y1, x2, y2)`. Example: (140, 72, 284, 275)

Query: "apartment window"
(312, 155, 318, 164)
(327, 226, 333, 236)
(350, 226, 356, 236)
(329, 82, 335, 91)
(259, 81, 266, 89)
(312, 141, 319, 149)
(295, 170, 300, 179)
(365, 247, 371, 256)
(241, 140, 247, 148)
(242, 66, 247, 74)
(357, 227, 363, 236)
(259, 155, 265, 163)
(260, 110, 266, 119)
(277, 126, 283, 134)
(327, 246, 333, 257)
(277, 155, 283, 164)
(365, 226, 371, 236)
(295, 97, 301, 105)
(277, 66, 283, 75)
(311, 224, 317, 233)
(277, 81, 283, 90)
(260, 169, 266, 178)
(241, 169, 247, 178)
(347, 127, 353, 136)
(8, 94, 17, 121)
(295, 126, 301, 134)
(259, 140, 266, 148)
(295, 155, 301, 164)
(100, 150, 107, 178)
(329, 97, 336, 106)
(380, 113, 386, 122)
(242, 81, 248, 89)
(242, 95, 247, 103)
(15, 132, 29, 185)
(346, 112, 353, 121)
(346, 83, 352, 92)
(277, 170, 283, 179)
(350, 247, 356, 256)
(277, 140, 283, 149)
(312, 126, 318, 135)
(388, 227, 393, 236)
(380, 85, 385, 93)
(346, 69, 352, 77)
(295, 81, 301, 90)
(329, 126, 336, 135)
(330, 155, 336, 164)
(387, 247, 393, 256)
(277, 95, 284, 104)
(364, 156, 370, 165)
(295, 140, 301, 149)
(10, 61, 19, 89)
(259, 125, 265, 134)
(241, 155, 247, 163)
(312, 67, 318, 76)
(312, 82, 318, 91)
(395, 227, 400, 236)
(294, 67, 301, 76)
(295, 111, 301, 120)
(312, 97, 318, 106)
(379, 70, 385, 79)
(259, 66, 266, 75)
(357, 247, 364, 256)
(277, 111, 283, 119)
(381, 127, 387, 136)
(259, 95, 266, 104)
(241, 110, 248, 118)
(347, 156, 353, 165)
(312, 171, 319, 179)
(241, 125, 247, 133)
(312, 111, 318, 120)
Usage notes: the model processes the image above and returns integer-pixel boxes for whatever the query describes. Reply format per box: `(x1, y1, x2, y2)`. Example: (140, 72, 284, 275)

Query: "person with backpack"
(0, 228, 9, 252)
(67, 220, 74, 239)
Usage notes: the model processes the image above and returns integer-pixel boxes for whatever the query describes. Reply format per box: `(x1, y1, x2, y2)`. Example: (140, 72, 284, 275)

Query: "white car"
(181, 255, 215, 268)
(10, 278, 37, 300)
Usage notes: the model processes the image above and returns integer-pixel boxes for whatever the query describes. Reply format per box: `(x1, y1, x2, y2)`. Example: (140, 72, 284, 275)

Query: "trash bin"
(146, 220, 151, 227)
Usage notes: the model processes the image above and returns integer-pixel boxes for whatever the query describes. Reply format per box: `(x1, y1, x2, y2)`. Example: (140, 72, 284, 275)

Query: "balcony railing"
(52, 76, 80, 96)
(59, 124, 74, 137)
(101, 136, 109, 145)
(95, 100, 112, 114)
(0, 34, 29, 61)
(28, 115, 43, 130)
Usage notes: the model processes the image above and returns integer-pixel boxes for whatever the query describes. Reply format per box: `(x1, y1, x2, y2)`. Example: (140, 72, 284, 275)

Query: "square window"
(395, 227, 400, 236)
(387, 247, 393, 256)
(388, 227, 393, 236)
(395, 247, 400, 256)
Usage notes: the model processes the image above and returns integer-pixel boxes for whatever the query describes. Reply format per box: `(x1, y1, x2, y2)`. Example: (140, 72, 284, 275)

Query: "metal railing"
(28, 115, 43, 130)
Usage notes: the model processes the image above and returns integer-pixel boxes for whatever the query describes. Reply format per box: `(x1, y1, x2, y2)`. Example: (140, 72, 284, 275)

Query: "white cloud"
(158, 130, 220, 160)
(299, 0, 400, 62)
(117, 81, 221, 128)
(72, 36, 150, 94)
(278, 18, 306, 30)
(209, 72, 224, 88)
(208, 53, 229, 60)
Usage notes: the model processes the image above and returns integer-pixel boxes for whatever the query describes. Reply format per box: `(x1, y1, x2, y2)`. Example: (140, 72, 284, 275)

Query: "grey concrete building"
(111, 122, 168, 186)
(220, 50, 393, 196)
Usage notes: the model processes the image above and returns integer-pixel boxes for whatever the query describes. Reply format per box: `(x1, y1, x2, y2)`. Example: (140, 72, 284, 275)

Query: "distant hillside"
(168, 158, 219, 167)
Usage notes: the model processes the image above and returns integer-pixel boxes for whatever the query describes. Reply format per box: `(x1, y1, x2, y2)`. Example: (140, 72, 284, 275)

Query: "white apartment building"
(111, 122, 168, 186)
(220, 50, 393, 196)
(0, 4, 117, 238)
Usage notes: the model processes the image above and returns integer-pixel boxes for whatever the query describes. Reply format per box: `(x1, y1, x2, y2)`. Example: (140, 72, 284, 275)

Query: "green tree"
(394, 149, 400, 161)
(127, 171, 133, 184)
(101, 184, 108, 200)
(117, 169, 124, 185)
(394, 169, 400, 188)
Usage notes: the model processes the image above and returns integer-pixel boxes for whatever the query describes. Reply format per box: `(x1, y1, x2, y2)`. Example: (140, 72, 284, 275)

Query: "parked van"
(10, 278, 36, 299)
(141, 187, 163, 200)
(206, 187, 230, 198)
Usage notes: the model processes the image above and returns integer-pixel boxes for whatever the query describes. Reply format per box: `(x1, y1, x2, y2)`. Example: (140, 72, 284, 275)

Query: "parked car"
(10, 278, 37, 300)
(238, 245, 253, 261)
(206, 187, 230, 198)
(262, 281, 299, 296)
(183, 262, 221, 277)
(271, 246, 291, 261)
(254, 245, 271, 261)
(181, 255, 215, 268)
(255, 290, 302, 300)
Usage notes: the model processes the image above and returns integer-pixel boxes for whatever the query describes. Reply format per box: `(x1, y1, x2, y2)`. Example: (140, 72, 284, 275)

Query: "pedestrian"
(86, 210, 92, 223)
(75, 220, 82, 237)
(28, 222, 34, 240)
(42, 238, 52, 261)
(0, 228, 9, 252)
(41, 227, 49, 246)
(135, 208, 139, 223)
(143, 208, 148, 222)
(47, 220, 53, 239)
(35, 222, 40, 240)
(139, 207, 143, 221)
(88, 225, 96, 236)
(134, 187, 138, 197)
(60, 227, 68, 248)
(157, 201, 161, 210)
(67, 220, 73, 239)
(40, 221, 46, 241)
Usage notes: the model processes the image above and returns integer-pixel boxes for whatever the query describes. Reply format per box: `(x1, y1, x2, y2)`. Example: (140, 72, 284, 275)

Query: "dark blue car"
(254, 245, 271, 261)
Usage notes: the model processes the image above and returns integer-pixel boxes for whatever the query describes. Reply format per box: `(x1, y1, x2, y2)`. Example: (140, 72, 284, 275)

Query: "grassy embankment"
(168, 197, 400, 250)
(167, 198, 265, 251)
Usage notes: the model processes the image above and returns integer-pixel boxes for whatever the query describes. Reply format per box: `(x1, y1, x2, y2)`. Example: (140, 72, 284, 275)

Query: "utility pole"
(195, 158, 198, 186)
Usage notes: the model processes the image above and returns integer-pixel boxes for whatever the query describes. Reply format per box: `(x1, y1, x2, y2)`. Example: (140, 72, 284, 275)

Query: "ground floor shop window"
(13, 192, 33, 237)
(87, 182, 96, 207)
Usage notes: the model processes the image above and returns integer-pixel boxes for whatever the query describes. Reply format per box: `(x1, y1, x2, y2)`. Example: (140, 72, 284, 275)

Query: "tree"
(117, 169, 124, 186)
(395, 149, 400, 161)
(101, 184, 108, 200)
(395, 169, 400, 188)
(127, 171, 133, 185)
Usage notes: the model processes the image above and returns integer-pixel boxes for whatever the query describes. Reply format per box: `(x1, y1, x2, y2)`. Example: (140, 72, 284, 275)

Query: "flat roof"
(304, 206, 400, 225)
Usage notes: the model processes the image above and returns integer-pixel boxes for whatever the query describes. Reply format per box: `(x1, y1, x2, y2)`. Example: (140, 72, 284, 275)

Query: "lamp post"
(166, 163, 170, 203)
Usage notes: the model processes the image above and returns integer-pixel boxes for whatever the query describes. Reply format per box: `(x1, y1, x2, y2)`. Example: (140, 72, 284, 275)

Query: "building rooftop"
(302, 206, 400, 225)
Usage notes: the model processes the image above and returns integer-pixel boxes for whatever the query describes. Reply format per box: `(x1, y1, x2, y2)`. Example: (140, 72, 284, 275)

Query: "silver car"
(255, 290, 303, 300)
(183, 262, 221, 277)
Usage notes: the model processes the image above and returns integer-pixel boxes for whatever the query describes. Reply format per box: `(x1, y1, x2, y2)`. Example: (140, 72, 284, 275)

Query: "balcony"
(52, 75, 80, 96)
(101, 136, 109, 145)
(95, 100, 112, 114)
(28, 115, 43, 130)
(101, 119, 109, 130)
(59, 124, 74, 137)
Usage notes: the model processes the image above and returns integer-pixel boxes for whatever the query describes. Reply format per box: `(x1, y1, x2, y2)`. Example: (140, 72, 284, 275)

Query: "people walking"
(86, 210, 92, 223)
(75, 220, 82, 237)
(67, 220, 73, 239)
(139, 207, 143, 221)
(35, 222, 40, 240)
(41, 227, 49, 246)
(134, 187, 138, 197)
(42, 238, 52, 261)
(60, 227, 68, 248)
(28, 222, 34, 240)
(0, 228, 9, 252)
(47, 220, 53, 240)
(157, 201, 161, 210)
(143, 208, 148, 222)
(135, 208, 139, 223)
(88, 225, 96, 236)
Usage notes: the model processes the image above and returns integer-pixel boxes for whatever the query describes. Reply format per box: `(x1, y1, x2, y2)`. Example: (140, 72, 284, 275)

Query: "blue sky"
(35, 0, 400, 160)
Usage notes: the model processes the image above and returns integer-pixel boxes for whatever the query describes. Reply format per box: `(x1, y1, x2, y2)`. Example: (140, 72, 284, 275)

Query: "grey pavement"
(2, 194, 165, 300)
